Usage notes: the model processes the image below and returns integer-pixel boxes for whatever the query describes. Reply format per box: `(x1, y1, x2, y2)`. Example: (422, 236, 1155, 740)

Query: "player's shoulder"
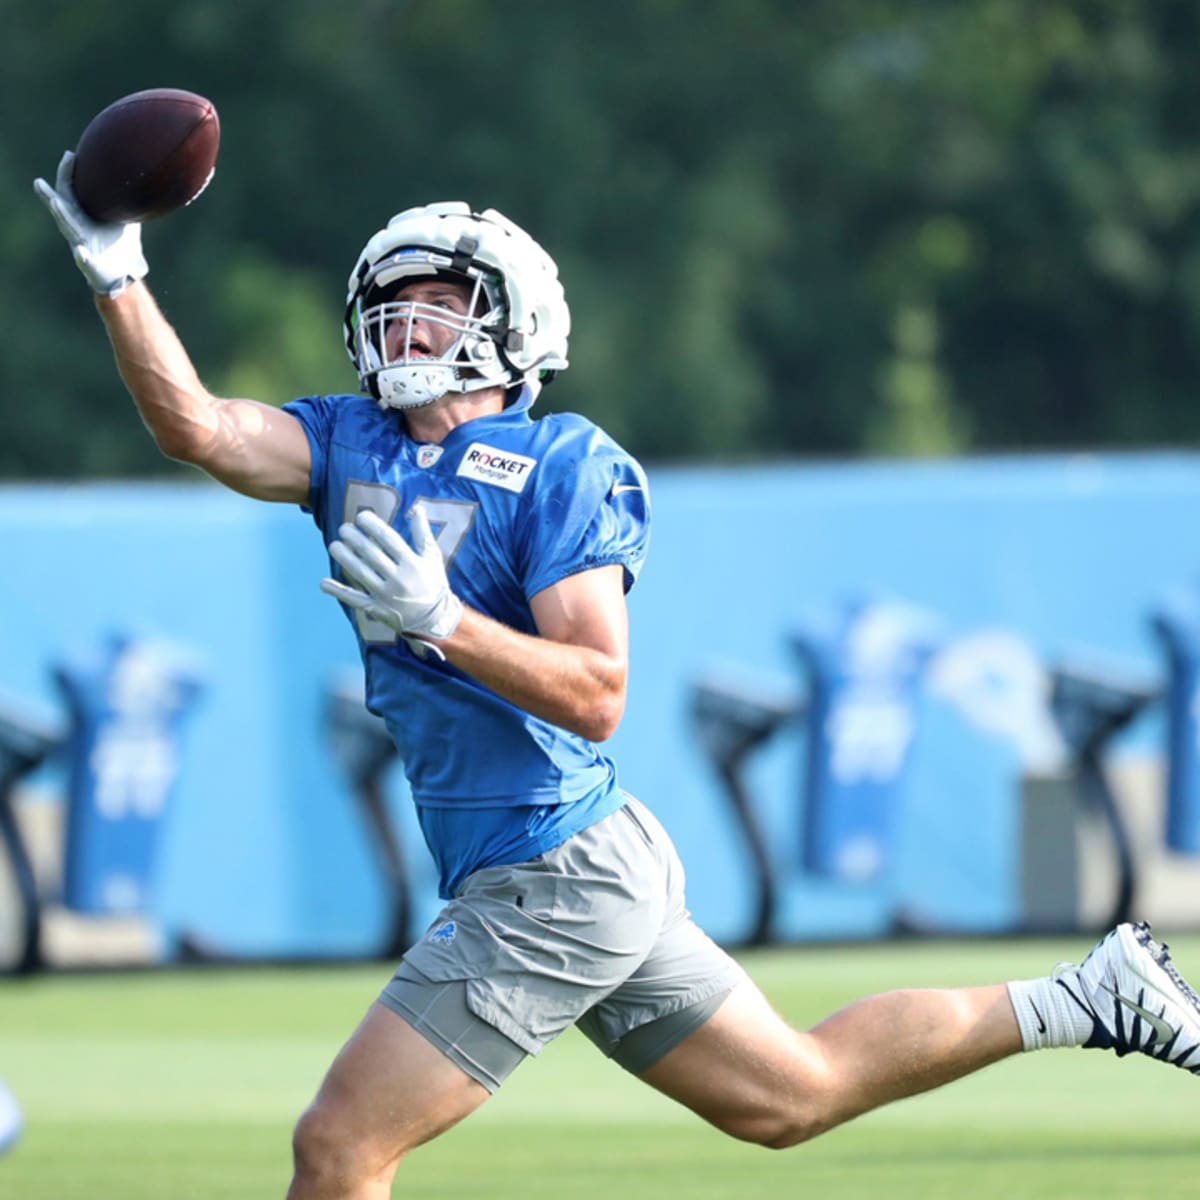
(312, 391, 386, 427)
(285, 392, 401, 448)
(465, 407, 639, 487)
(512, 413, 647, 513)
(526, 410, 638, 471)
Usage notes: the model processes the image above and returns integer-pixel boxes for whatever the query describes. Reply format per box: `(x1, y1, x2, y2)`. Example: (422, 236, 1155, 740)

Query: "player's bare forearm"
(94, 283, 311, 503)
(439, 606, 627, 742)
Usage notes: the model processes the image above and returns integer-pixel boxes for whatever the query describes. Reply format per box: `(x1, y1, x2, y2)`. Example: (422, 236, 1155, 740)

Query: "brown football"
(71, 88, 220, 224)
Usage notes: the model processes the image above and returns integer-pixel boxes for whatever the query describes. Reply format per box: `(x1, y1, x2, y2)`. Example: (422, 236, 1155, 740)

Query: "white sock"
(1007, 971, 1097, 1050)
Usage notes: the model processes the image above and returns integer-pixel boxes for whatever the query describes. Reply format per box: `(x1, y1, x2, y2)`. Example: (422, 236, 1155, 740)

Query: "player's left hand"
(322, 506, 464, 641)
(33, 151, 149, 297)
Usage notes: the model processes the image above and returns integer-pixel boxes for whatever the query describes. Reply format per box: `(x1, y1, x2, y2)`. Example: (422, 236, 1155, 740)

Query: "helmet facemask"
(349, 258, 510, 410)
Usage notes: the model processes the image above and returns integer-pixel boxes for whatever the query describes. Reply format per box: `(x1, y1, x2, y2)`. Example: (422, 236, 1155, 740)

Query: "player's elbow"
(582, 705, 622, 743)
(151, 425, 204, 464)
(145, 403, 220, 466)
(151, 408, 252, 489)
(576, 679, 626, 743)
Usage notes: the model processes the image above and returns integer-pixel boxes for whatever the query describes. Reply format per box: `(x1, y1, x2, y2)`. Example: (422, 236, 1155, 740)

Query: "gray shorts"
(379, 796, 745, 1091)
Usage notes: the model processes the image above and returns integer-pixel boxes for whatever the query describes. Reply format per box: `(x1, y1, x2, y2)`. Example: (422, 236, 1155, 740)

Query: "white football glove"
(33, 150, 149, 297)
(322, 506, 464, 643)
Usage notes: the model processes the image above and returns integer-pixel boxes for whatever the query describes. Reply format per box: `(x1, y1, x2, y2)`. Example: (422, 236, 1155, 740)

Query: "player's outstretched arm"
(95, 284, 311, 503)
(34, 152, 311, 505)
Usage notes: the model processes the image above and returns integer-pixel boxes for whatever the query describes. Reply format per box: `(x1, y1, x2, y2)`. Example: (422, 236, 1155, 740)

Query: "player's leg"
(587, 801, 1200, 1147)
(636, 975, 1018, 1147)
(290, 801, 682, 1198)
(288, 1000, 494, 1200)
(633, 921, 1200, 1148)
(606, 800, 1019, 1143)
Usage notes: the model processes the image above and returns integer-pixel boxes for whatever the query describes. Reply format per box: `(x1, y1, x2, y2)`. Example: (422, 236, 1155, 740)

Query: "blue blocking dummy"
(792, 598, 941, 883)
(1152, 587, 1200, 854)
(55, 633, 203, 915)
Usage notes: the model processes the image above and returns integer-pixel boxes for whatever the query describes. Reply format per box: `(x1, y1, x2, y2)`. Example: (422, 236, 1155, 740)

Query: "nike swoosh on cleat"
(610, 483, 643, 497)
(1098, 982, 1175, 1044)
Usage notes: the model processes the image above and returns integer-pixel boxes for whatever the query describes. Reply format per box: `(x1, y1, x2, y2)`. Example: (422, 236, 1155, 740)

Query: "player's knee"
(711, 1102, 829, 1150)
(758, 1113, 828, 1150)
(291, 1103, 361, 1191)
(709, 1051, 839, 1149)
(291, 1099, 407, 1192)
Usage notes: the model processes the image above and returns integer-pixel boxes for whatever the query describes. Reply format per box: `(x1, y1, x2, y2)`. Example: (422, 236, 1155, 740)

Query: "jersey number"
(342, 482, 477, 644)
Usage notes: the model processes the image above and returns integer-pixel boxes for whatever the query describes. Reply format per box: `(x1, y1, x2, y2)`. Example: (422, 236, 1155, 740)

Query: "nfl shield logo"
(416, 444, 444, 469)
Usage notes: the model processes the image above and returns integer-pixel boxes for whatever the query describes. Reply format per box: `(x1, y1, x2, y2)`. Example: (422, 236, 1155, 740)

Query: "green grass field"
(1, 935, 1197, 1199)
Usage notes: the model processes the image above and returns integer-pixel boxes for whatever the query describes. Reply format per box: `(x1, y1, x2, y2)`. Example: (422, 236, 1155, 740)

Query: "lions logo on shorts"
(431, 921, 457, 944)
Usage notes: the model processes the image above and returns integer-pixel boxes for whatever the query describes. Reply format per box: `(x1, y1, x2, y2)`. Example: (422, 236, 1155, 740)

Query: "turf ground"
(1, 934, 1197, 1199)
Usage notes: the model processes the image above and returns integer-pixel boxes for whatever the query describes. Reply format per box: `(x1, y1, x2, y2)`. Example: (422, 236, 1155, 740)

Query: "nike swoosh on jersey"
(1099, 982, 1175, 1043)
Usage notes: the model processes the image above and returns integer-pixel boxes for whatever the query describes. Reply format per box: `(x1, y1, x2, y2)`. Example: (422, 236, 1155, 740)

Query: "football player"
(36, 154, 1200, 1199)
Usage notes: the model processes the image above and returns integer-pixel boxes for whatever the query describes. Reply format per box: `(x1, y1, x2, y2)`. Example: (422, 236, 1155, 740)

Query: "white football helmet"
(344, 201, 570, 410)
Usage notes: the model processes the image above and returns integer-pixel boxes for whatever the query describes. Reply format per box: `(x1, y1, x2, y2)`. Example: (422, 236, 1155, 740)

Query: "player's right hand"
(33, 151, 149, 297)
(322, 506, 464, 642)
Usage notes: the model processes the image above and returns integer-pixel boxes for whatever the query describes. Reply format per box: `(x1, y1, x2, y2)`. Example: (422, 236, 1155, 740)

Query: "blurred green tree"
(6, 0, 1200, 478)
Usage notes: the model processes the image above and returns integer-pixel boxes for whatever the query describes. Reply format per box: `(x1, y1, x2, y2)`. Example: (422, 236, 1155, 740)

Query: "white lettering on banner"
(456, 443, 537, 493)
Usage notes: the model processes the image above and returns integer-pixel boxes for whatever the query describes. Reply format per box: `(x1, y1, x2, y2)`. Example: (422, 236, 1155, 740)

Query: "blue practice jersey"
(284, 386, 650, 896)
